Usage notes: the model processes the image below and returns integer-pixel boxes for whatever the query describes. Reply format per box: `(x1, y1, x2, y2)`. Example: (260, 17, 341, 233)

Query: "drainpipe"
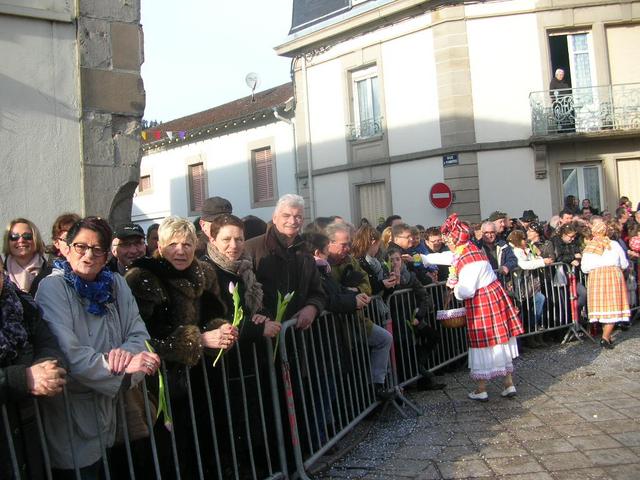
(300, 55, 316, 220)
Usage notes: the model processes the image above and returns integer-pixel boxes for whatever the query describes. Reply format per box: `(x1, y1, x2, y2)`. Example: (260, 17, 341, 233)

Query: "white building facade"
(276, 0, 640, 225)
(133, 84, 297, 230)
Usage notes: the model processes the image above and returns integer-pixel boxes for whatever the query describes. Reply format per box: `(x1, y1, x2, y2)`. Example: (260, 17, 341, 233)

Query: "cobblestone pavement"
(316, 324, 640, 479)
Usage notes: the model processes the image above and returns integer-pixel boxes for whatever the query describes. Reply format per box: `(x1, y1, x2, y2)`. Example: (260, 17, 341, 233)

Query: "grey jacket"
(35, 269, 149, 469)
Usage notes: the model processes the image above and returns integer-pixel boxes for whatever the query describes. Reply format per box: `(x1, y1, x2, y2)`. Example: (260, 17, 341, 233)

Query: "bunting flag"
(142, 130, 188, 142)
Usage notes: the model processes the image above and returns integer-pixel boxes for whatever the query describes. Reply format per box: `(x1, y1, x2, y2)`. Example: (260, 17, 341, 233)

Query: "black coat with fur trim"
(125, 255, 227, 366)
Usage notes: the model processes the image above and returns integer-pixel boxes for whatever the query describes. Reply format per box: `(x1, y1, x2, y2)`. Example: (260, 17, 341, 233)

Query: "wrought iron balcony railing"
(529, 83, 640, 136)
(347, 116, 383, 141)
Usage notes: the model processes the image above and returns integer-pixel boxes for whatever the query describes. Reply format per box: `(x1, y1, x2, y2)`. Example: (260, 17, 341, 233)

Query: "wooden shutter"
(139, 175, 151, 193)
(253, 147, 274, 203)
(189, 163, 206, 212)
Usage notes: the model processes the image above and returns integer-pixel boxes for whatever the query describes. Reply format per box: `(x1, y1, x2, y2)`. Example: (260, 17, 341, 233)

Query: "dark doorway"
(549, 35, 572, 87)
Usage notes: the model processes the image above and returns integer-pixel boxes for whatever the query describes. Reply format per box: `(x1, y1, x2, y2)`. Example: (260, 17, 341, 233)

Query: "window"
(138, 175, 151, 194)
(251, 147, 275, 204)
(188, 163, 207, 212)
(350, 66, 382, 140)
(561, 163, 603, 211)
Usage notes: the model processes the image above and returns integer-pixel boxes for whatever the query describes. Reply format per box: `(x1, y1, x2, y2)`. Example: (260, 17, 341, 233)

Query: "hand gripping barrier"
(3, 259, 639, 479)
(1, 335, 289, 480)
(277, 312, 380, 480)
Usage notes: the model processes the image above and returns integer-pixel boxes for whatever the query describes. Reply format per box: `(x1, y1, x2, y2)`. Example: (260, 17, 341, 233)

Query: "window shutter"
(139, 175, 151, 193)
(253, 147, 274, 203)
(189, 163, 206, 212)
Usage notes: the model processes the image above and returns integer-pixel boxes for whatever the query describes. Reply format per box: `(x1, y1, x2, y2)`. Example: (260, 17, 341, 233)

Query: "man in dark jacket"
(475, 221, 518, 275)
(244, 194, 326, 329)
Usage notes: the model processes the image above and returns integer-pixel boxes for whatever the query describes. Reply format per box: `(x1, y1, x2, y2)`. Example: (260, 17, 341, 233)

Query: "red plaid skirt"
(465, 279, 524, 348)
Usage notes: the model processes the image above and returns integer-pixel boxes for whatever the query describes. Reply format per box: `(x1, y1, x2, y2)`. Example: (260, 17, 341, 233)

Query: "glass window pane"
(562, 168, 579, 201)
(371, 76, 380, 120)
(357, 79, 372, 121)
(582, 166, 601, 210)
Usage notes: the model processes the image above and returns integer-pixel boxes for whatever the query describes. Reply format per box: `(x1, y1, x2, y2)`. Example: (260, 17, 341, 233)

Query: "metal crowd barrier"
(503, 262, 574, 336)
(278, 311, 379, 480)
(4, 261, 639, 480)
(1, 337, 288, 480)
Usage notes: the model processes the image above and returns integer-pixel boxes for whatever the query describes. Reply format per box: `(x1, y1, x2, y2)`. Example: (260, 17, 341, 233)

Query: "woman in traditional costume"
(581, 220, 629, 349)
(423, 214, 524, 401)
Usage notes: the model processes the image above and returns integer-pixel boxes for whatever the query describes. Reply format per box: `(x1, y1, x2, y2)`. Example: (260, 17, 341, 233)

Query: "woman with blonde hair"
(581, 220, 630, 348)
(3, 218, 50, 296)
(126, 216, 237, 477)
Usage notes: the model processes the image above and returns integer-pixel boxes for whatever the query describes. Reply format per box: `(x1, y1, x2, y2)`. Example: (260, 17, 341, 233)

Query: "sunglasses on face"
(9, 232, 33, 241)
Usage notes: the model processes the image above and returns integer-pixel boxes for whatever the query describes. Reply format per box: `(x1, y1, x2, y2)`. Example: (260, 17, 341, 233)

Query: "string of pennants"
(141, 131, 187, 141)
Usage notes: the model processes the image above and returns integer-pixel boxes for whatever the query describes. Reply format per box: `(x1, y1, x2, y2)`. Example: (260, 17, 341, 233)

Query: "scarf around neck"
(6, 254, 42, 293)
(0, 274, 28, 363)
(54, 259, 114, 316)
(206, 243, 263, 315)
(583, 222, 611, 256)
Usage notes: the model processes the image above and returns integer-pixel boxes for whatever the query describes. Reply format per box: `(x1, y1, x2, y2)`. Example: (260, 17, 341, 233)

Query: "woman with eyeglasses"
(34, 217, 159, 478)
(3, 218, 51, 296)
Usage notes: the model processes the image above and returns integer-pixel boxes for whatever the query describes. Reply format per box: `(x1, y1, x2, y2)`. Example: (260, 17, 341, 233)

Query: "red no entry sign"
(429, 183, 453, 209)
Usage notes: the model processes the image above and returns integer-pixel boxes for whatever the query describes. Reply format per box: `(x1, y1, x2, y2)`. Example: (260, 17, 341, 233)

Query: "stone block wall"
(78, 0, 145, 226)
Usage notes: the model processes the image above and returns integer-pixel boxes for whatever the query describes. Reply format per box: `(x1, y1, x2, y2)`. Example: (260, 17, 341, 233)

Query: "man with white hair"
(549, 68, 574, 132)
(245, 194, 326, 330)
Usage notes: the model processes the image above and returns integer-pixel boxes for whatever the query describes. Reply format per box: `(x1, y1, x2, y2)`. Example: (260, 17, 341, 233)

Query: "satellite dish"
(245, 72, 260, 102)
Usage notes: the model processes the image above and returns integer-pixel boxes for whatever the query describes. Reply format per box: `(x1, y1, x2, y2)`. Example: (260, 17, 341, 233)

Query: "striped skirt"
(587, 266, 630, 323)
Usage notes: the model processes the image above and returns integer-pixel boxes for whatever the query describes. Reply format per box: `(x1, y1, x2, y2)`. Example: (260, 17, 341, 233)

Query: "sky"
(141, 0, 294, 122)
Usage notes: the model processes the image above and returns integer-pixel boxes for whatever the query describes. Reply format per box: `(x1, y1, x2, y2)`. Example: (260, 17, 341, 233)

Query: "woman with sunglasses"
(34, 217, 159, 478)
(3, 218, 51, 296)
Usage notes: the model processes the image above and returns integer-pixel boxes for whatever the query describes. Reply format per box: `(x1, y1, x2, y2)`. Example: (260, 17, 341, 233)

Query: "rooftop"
(142, 82, 293, 150)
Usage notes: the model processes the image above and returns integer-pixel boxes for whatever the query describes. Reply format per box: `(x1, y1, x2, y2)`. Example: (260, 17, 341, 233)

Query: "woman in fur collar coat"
(125, 216, 236, 478)
(126, 217, 236, 366)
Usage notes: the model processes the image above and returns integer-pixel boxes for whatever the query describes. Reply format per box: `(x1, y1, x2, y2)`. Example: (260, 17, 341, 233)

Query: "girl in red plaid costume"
(581, 220, 630, 349)
(422, 214, 524, 401)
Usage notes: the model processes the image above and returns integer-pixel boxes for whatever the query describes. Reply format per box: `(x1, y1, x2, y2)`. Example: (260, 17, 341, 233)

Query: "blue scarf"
(0, 275, 28, 363)
(54, 260, 114, 316)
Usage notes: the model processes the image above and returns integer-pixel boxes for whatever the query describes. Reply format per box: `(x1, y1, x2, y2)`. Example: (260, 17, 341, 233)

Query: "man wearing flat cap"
(488, 211, 509, 241)
(108, 223, 147, 275)
(199, 196, 233, 243)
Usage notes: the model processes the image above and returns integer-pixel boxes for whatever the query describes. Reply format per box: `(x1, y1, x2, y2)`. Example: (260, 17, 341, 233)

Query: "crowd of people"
(1, 192, 639, 478)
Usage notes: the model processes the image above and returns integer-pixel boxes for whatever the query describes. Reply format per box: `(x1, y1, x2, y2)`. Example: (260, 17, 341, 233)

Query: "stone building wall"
(0, 0, 144, 235)
(78, 0, 145, 226)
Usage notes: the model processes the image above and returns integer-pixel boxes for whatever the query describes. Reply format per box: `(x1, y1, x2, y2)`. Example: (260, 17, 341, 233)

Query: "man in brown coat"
(244, 194, 326, 329)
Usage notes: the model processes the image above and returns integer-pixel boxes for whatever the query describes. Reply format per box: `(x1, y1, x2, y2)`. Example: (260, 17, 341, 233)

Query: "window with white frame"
(188, 163, 207, 213)
(251, 146, 276, 205)
(351, 65, 382, 140)
(561, 163, 603, 212)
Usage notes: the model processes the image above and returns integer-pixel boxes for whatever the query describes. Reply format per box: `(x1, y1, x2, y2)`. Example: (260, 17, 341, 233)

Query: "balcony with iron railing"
(529, 83, 640, 138)
(347, 116, 384, 141)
